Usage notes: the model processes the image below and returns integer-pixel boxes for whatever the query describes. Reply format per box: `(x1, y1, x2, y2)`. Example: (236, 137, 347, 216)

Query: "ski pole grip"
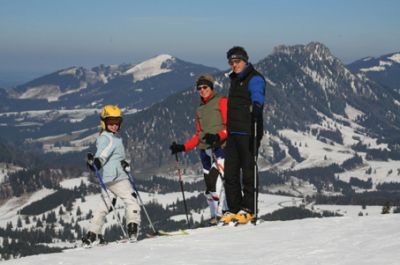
(172, 142, 179, 162)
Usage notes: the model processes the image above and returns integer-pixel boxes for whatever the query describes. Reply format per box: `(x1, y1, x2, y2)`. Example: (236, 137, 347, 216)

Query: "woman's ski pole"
(173, 146, 191, 229)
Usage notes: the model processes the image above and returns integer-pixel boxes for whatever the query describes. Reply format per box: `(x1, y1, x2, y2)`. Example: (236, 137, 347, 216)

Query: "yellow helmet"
(100, 105, 123, 130)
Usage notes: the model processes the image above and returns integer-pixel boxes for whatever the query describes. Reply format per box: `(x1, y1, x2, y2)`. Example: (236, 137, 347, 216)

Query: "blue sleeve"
(248, 75, 265, 105)
(95, 134, 113, 163)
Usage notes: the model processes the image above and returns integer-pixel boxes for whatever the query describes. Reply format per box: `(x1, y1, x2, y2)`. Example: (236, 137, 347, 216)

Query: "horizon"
(0, 0, 399, 86)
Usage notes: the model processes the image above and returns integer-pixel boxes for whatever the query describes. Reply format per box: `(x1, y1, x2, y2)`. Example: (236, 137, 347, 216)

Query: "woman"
(170, 74, 228, 225)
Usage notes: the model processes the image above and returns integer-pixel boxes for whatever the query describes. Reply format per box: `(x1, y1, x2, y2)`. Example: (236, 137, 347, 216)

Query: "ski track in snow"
(2, 214, 400, 265)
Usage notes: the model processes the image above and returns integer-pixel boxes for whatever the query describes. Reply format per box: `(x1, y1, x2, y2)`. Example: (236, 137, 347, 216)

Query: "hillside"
(2, 214, 400, 265)
(1, 42, 400, 261)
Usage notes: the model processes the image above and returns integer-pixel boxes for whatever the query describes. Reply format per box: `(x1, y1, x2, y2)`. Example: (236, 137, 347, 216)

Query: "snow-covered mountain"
(119, 42, 400, 177)
(0, 55, 220, 142)
(1, 54, 220, 111)
(1, 42, 400, 261)
(347, 52, 400, 92)
(2, 214, 400, 265)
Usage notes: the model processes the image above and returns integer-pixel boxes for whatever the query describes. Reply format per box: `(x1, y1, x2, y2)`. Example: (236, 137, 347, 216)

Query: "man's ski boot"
(232, 210, 254, 225)
(127, 223, 139, 242)
(82, 231, 105, 247)
(218, 212, 236, 226)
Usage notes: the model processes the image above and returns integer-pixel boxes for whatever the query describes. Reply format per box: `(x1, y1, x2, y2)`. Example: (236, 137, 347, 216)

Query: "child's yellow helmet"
(100, 105, 123, 130)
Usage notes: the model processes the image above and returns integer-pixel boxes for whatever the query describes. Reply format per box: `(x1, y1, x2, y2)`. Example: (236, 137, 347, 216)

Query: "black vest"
(227, 64, 264, 135)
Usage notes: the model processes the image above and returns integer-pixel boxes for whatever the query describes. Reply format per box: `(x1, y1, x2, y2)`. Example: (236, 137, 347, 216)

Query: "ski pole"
(173, 146, 191, 229)
(252, 120, 259, 225)
(125, 171, 158, 235)
(93, 164, 128, 238)
(211, 152, 224, 175)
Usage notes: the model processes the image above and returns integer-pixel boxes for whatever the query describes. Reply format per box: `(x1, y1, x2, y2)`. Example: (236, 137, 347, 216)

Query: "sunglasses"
(229, 59, 242, 66)
(104, 117, 122, 126)
(197, 85, 209, 91)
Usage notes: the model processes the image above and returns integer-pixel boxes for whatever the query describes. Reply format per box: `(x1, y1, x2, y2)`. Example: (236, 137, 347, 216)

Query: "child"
(82, 105, 140, 245)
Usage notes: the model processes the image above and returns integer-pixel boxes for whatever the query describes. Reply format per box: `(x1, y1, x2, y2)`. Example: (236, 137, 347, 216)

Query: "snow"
(270, 110, 387, 175)
(388, 53, 400, 63)
(336, 159, 400, 184)
(59, 67, 77, 75)
(360, 65, 385, 72)
(344, 103, 364, 121)
(0, 188, 56, 227)
(379, 60, 393, 67)
(0, 163, 22, 184)
(139, 191, 202, 209)
(278, 129, 354, 170)
(31, 129, 97, 154)
(18, 85, 61, 100)
(16, 83, 88, 102)
(59, 176, 90, 190)
(359, 60, 393, 73)
(2, 214, 400, 265)
(42, 144, 90, 154)
(301, 66, 335, 92)
(125, 54, 174, 82)
(313, 204, 383, 217)
(0, 108, 97, 123)
(265, 76, 276, 86)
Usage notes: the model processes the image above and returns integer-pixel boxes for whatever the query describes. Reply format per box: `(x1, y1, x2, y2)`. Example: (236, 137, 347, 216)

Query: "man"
(170, 74, 228, 225)
(220, 46, 266, 225)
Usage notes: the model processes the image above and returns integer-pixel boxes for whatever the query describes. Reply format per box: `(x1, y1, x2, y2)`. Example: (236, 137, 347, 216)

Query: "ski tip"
(157, 229, 189, 236)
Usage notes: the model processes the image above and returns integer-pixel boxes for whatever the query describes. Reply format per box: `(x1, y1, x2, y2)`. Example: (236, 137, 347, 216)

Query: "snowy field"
(2, 214, 399, 265)
(0, 188, 56, 227)
(0, 163, 22, 184)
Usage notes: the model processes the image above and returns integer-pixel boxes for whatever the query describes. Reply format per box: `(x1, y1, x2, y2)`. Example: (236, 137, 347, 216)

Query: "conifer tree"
(381, 202, 391, 214)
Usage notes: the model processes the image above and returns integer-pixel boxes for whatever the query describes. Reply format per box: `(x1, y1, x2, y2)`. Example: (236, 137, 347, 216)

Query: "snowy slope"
(2, 214, 400, 265)
(0, 163, 22, 184)
(125, 54, 174, 82)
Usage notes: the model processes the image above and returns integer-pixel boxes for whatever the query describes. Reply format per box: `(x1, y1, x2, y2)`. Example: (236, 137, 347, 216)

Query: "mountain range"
(1, 41, 400, 260)
(0, 55, 219, 142)
(347, 52, 400, 92)
(119, 42, 400, 175)
(3, 54, 220, 111)
(0, 42, 399, 175)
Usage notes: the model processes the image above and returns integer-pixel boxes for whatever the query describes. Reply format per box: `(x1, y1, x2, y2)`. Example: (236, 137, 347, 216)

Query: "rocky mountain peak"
(272, 42, 336, 63)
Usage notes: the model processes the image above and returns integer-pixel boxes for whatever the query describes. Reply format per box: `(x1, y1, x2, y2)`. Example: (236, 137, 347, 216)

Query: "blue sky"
(0, 0, 399, 80)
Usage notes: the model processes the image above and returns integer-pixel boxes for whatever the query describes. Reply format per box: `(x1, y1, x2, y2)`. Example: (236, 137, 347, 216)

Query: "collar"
(229, 63, 253, 81)
(201, 92, 216, 104)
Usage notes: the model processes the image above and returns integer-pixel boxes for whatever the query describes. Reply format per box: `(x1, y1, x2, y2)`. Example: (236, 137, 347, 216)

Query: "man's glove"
(251, 102, 263, 121)
(203, 133, 220, 146)
(169, 142, 185, 155)
(121, 160, 131, 173)
(86, 152, 102, 171)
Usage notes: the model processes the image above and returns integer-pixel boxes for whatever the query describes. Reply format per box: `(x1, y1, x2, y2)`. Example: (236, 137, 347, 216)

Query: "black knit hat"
(227, 46, 249, 62)
(196, 74, 215, 89)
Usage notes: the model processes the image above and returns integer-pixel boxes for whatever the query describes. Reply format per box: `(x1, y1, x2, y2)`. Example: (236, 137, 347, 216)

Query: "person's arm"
(183, 114, 200, 152)
(95, 134, 114, 165)
(248, 75, 265, 105)
(248, 75, 266, 119)
(217, 97, 228, 141)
